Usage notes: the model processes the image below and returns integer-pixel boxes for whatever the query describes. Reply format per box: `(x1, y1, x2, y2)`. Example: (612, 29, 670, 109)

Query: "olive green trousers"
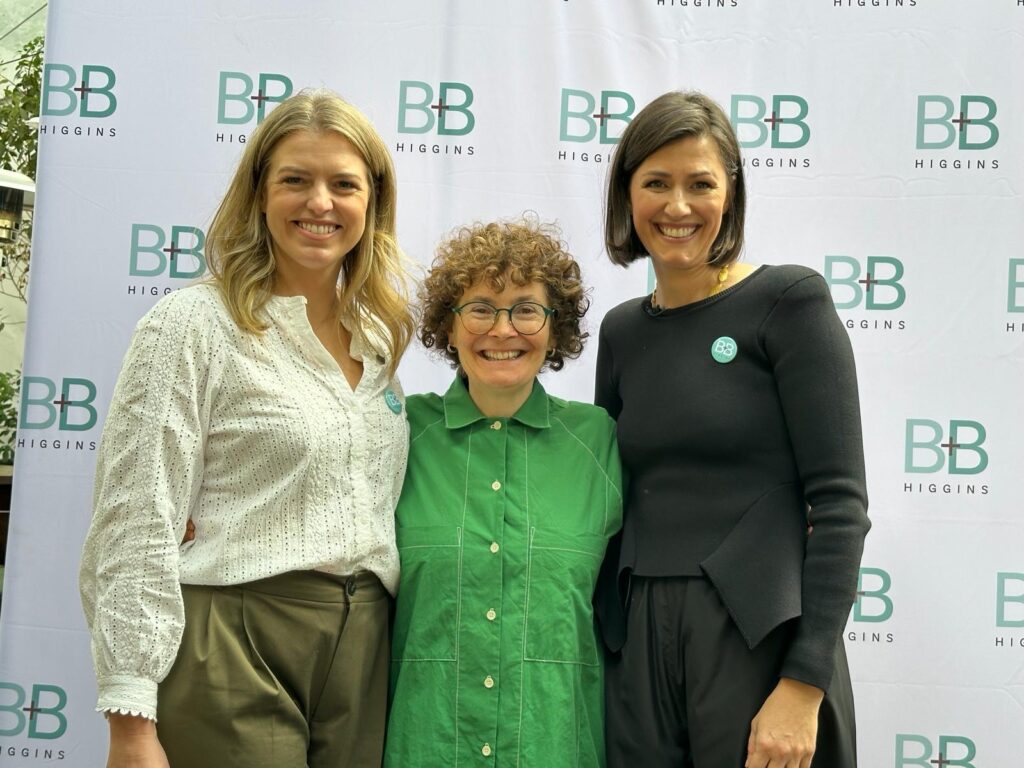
(157, 570, 390, 768)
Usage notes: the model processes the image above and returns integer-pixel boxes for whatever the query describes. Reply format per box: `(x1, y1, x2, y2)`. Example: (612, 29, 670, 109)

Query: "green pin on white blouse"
(384, 389, 402, 414)
(710, 336, 737, 364)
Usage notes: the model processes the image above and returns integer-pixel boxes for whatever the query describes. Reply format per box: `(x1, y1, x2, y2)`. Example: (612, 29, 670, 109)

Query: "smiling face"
(628, 135, 731, 279)
(262, 129, 370, 289)
(450, 276, 552, 416)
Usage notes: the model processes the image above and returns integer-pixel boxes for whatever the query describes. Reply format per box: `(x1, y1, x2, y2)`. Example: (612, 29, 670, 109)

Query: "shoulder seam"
(758, 271, 826, 342)
(550, 415, 622, 502)
(410, 416, 444, 444)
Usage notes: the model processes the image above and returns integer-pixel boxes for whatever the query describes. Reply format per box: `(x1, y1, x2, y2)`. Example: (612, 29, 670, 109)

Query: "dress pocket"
(392, 525, 462, 662)
(524, 527, 608, 666)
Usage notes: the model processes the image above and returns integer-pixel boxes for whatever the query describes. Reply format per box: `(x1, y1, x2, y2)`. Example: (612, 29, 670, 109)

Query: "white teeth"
(482, 350, 523, 361)
(659, 224, 697, 238)
(297, 222, 338, 235)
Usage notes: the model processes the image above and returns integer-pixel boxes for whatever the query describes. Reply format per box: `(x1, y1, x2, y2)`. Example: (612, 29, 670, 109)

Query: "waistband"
(215, 570, 388, 603)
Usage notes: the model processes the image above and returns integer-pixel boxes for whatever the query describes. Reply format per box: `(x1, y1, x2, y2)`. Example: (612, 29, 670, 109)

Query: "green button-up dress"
(385, 377, 623, 767)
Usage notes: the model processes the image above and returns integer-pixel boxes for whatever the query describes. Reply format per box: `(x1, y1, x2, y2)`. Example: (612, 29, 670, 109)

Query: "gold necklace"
(651, 264, 730, 309)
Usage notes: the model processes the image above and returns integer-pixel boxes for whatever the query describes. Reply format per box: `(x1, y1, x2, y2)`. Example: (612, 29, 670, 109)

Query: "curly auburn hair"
(419, 218, 590, 372)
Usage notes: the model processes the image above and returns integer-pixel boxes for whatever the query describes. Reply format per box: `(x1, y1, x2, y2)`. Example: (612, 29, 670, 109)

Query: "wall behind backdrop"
(1, 1, 1022, 765)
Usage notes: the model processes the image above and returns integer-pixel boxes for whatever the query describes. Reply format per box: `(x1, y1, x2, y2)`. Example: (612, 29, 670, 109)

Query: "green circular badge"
(384, 389, 402, 414)
(711, 336, 738, 364)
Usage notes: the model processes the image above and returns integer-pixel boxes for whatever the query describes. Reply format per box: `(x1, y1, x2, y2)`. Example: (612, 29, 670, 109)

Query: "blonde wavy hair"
(206, 89, 413, 375)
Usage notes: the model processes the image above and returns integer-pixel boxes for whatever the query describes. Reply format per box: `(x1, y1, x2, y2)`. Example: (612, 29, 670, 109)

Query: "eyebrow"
(639, 168, 717, 179)
(463, 293, 543, 303)
(274, 166, 365, 180)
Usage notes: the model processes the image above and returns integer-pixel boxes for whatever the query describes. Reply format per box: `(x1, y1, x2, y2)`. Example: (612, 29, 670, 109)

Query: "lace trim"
(98, 706, 157, 722)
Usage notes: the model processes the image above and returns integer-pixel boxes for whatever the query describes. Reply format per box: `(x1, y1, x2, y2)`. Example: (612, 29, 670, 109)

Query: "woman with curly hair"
(384, 218, 623, 767)
(79, 89, 414, 768)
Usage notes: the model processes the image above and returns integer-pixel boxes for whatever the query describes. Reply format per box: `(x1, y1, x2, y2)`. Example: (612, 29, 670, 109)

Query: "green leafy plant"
(0, 370, 20, 464)
(0, 34, 43, 304)
(0, 34, 42, 465)
(0, 34, 42, 179)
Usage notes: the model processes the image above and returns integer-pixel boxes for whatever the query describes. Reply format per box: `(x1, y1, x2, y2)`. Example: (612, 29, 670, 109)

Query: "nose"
(306, 182, 332, 214)
(487, 310, 518, 337)
(664, 189, 691, 217)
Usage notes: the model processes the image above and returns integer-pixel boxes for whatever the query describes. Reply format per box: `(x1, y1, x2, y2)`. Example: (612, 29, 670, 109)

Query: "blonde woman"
(79, 90, 414, 768)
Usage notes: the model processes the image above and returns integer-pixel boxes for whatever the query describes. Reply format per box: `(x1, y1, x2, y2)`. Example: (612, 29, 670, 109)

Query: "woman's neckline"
(643, 264, 767, 317)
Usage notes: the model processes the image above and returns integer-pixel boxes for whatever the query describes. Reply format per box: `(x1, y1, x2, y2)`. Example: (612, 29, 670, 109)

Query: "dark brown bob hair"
(605, 90, 746, 267)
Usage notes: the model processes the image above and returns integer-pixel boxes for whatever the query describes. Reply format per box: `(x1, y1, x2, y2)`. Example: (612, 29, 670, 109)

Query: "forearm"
(767, 275, 870, 689)
(106, 714, 168, 768)
(81, 505, 185, 720)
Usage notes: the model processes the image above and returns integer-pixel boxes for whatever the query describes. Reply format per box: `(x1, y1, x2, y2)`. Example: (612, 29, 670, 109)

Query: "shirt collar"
(442, 376, 551, 430)
(265, 295, 389, 370)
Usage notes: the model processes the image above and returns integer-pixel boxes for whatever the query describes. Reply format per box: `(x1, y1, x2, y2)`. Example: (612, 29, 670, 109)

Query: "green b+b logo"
(559, 89, 634, 144)
(397, 82, 474, 136)
(996, 573, 1024, 628)
(19, 377, 98, 431)
(130, 224, 206, 278)
(916, 95, 998, 150)
(0, 682, 67, 739)
(824, 256, 906, 310)
(904, 420, 987, 475)
(1008, 259, 1024, 312)
(41, 64, 117, 117)
(730, 95, 810, 149)
(218, 72, 293, 125)
(853, 567, 893, 623)
(895, 735, 976, 768)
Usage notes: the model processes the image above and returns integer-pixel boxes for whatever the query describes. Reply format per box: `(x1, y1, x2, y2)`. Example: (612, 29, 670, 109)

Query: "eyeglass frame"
(450, 301, 557, 336)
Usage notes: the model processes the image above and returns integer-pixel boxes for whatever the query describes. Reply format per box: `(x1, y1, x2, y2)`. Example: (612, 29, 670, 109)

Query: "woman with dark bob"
(385, 219, 623, 766)
(595, 91, 869, 767)
(79, 90, 414, 767)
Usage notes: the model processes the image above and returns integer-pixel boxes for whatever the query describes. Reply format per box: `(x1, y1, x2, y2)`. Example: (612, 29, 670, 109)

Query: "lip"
(293, 220, 340, 238)
(655, 223, 699, 239)
(477, 349, 527, 361)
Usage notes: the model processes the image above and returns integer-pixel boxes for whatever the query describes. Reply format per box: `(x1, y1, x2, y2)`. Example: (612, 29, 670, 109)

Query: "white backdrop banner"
(1, 1, 1022, 765)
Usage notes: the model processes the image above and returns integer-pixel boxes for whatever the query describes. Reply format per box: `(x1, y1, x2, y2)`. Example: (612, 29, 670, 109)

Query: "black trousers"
(605, 576, 857, 768)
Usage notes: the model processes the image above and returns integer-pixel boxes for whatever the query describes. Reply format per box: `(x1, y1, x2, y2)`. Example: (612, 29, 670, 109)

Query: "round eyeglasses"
(451, 301, 556, 336)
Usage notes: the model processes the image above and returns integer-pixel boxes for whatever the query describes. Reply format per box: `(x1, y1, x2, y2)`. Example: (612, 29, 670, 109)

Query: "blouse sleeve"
(603, 417, 624, 537)
(592, 321, 629, 651)
(595, 316, 622, 420)
(761, 272, 871, 691)
(78, 293, 213, 720)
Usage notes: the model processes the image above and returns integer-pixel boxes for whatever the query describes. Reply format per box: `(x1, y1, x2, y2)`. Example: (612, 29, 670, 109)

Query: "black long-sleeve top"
(595, 264, 870, 692)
